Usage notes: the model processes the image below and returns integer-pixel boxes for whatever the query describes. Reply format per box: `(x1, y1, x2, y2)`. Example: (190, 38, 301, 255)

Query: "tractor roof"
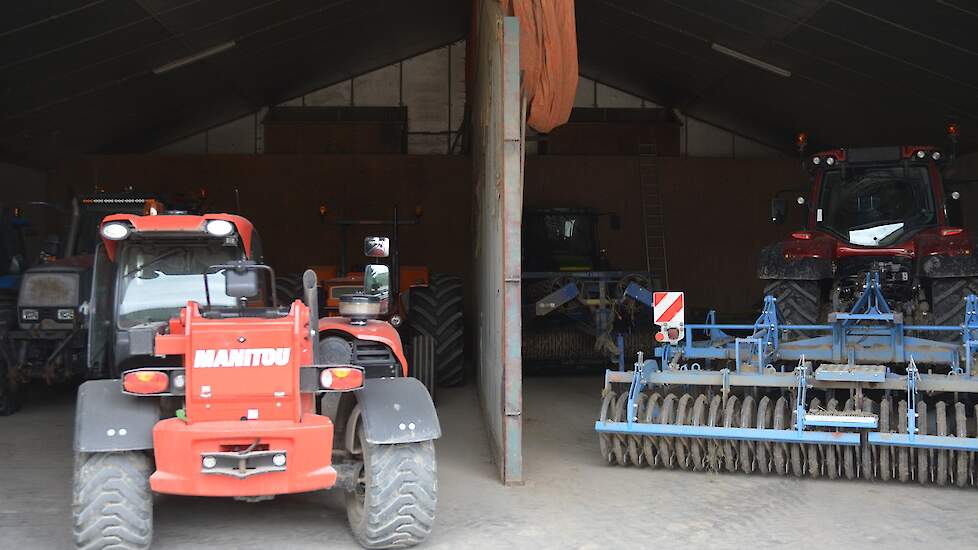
(810, 145, 943, 165)
(99, 213, 256, 260)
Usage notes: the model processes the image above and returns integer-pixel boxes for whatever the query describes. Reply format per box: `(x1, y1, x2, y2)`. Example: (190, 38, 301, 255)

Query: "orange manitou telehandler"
(71, 211, 439, 549)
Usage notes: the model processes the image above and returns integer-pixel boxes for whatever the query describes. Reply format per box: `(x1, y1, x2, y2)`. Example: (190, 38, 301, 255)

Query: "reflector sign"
(653, 291, 684, 343)
(653, 292, 684, 325)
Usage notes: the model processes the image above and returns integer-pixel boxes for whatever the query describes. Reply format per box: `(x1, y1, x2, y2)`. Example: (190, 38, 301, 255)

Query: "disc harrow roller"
(599, 389, 978, 486)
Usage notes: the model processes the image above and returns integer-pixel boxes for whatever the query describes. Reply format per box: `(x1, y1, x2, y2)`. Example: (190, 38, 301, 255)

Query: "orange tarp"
(500, 0, 579, 133)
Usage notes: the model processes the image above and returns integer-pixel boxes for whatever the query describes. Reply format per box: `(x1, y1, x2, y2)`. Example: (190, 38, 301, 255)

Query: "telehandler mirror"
(364, 264, 390, 296)
(225, 268, 260, 299)
(610, 213, 622, 231)
(771, 198, 786, 225)
(364, 236, 390, 258)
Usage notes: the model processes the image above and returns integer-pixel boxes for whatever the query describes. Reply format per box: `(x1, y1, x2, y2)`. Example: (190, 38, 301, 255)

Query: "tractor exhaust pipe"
(302, 269, 319, 361)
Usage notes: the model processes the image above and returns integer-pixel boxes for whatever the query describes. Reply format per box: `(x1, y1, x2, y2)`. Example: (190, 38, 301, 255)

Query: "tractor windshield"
(523, 212, 597, 271)
(116, 242, 243, 328)
(817, 166, 936, 246)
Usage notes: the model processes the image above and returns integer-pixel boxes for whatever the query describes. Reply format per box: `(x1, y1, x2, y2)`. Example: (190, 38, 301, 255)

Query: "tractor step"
(814, 364, 886, 383)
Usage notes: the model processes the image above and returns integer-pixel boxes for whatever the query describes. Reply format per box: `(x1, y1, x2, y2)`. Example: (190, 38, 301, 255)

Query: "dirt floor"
(2, 375, 978, 549)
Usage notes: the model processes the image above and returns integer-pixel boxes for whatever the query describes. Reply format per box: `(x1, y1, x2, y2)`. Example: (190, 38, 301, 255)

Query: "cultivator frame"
(596, 273, 978, 483)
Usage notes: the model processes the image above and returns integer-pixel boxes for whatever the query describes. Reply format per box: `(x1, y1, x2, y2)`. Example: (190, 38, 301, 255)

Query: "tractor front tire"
(346, 422, 437, 549)
(929, 277, 978, 340)
(763, 279, 821, 337)
(72, 451, 154, 550)
(408, 274, 465, 387)
(411, 334, 436, 404)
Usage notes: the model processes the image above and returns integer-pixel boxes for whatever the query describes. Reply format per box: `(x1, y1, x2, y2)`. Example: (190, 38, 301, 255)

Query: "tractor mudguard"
(920, 253, 978, 278)
(356, 377, 441, 444)
(757, 243, 832, 280)
(74, 380, 159, 453)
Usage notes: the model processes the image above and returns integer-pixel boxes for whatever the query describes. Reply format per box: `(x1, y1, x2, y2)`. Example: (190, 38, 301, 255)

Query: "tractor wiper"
(124, 249, 182, 279)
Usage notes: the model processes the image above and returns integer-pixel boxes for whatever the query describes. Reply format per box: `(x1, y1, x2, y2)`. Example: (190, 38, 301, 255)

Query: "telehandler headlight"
(100, 222, 131, 240)
(205, 219, 235, 237)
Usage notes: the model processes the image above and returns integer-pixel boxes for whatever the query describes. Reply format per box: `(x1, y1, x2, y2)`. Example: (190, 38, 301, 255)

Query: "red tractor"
(760, 138, 977, 334)
(307, 206, 465, 397)
(72, 212, 439, 549)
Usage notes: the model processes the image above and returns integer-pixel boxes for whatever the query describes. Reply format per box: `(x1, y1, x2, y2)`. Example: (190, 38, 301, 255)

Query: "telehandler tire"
(346, 419, 436, 549)
(72, 451, 154, 550)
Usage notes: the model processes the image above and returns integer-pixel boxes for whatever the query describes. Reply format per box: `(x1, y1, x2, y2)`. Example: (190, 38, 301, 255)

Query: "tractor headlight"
(21, 309, 39, 321)
(100, 222, 131, 240)
(57, 308, 75, 321)
(205, 220, 235, 237)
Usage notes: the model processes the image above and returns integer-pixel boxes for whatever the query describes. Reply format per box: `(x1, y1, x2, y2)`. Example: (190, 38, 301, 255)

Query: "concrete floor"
(2, 376, 978, 549)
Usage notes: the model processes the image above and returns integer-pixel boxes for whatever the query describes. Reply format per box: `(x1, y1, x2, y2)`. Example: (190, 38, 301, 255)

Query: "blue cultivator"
(596, 273, 978, 485)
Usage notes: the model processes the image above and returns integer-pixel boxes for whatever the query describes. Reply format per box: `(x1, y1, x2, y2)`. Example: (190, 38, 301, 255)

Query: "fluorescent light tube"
(711, 43, 791, 78)
(153, 41, 236, 75)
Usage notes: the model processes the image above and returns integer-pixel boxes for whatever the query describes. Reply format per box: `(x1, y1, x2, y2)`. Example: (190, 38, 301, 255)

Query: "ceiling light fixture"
(152, 41, 236, 75)
(711, 43, 791, 78)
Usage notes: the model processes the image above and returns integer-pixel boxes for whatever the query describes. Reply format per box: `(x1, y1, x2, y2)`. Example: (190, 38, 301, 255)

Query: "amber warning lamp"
(795, 132, 808, 154)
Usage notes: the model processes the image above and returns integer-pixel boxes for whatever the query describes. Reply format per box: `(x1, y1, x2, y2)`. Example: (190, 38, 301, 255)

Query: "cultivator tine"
(807, 397, 822, 479)
(861, 396, 876, 481)
(611, 393, 629, 465)
(754, 396, 772, 475)
(643, 393, 662, 467)
(958, 403, 971, 488)
(878, 397, 893, 481)
(706, 395, 723, 471)
(657, 394, 677, 468)
(916, 401, 929, 484)
(936, 401, 949, 486)
(598, 390, 617, 464)
(689, 395, 708, 471)
(628, 393, 648, 467)
(674, 394, 694, 470)
(770, 396, 787, 475)
(897, 400, 912, 482)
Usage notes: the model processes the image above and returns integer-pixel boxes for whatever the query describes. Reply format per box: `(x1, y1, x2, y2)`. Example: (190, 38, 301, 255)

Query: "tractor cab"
(88, 213, 268, 378)
(522, 207, 618, 272)
(760, 130, 978, 331)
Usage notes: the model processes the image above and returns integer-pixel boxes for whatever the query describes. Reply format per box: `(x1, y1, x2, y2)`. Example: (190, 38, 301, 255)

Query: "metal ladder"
(639, 146, 668, 287)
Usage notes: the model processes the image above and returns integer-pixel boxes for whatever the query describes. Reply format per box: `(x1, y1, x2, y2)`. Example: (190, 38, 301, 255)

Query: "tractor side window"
(87, 244, 115, 377)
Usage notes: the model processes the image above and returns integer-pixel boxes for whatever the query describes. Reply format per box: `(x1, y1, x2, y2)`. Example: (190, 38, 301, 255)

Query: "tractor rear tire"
(72, 451, 154, 550)
(763, 280, 821, 337)
(346, 422, 436, 549)
(408, 274, 465, 387)
(411, 334, 436, 404)
(929, 277, 978, 340)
